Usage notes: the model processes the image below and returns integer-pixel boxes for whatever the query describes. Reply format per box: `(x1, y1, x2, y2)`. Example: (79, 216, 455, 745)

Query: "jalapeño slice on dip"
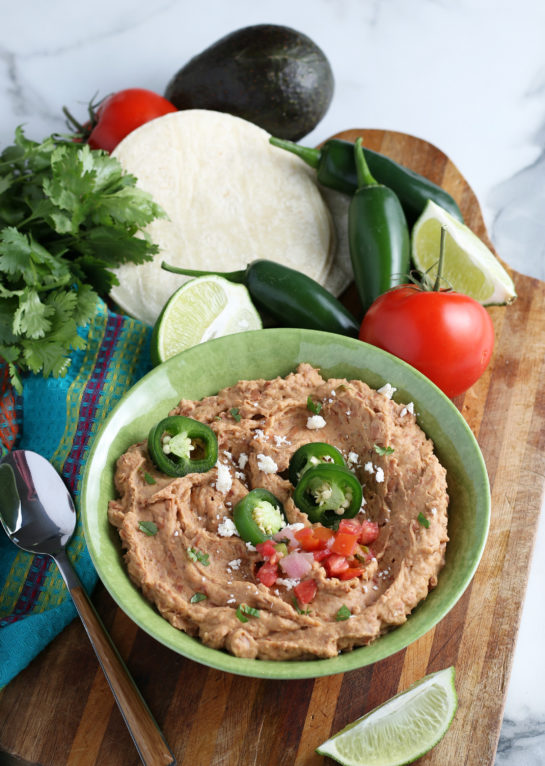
(293, 463, 363, 526)
(288, 442, 346, 485)
(148, 415, 218, 477)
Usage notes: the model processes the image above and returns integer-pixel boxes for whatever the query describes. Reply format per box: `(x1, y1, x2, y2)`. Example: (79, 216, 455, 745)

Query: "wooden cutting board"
(1, 129, 544, 766)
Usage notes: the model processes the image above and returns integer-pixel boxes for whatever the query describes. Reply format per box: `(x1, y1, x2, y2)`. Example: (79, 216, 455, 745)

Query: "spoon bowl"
(0, 449, 175, 766)
(0, 450, 76, 556)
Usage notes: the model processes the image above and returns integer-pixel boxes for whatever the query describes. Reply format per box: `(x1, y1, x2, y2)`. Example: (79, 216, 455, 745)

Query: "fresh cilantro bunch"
(0, 127, 165, 393)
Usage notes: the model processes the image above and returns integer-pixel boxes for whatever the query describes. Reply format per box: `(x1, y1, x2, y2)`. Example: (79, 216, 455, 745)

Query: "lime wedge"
(316, 667, 458, 766)
(412, 200, 516, 305)
(151, 275, 262, 365)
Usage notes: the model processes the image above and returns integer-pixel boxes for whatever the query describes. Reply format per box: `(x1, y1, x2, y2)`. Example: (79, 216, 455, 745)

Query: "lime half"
(316, 667, 458, 766)
(151, 275, 262, 365)
(412, 200, 516, 305)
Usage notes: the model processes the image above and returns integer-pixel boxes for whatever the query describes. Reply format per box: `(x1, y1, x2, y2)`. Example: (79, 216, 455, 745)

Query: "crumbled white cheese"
(215, 461, 232, 493)
(253, 428, 267, 440)
(226, 597, 236, 604)
(257, 453, 278, 473)
(245, 541, 256, 552)
(430, 507, 437, 516)
(378, 383, 397, 399)
(238, 452, 248, 469)
(400, 401, 415, 417)
(306, 415, 326, 430)
(347, 451, 359, 466)
(364, 461, 374, 474)
(375, 466, 385, 483)
(276, 577, 300, 590)
(274, 434, 291, 447)
(345, 409, 351, 417)
(217, 517, 238, 537)
(228, 558, 242, 570)
(235, 471, 246, 480)
(330, 390, 336, 397)
(223, 450, 233, 460)
(284, 522, 305, 532)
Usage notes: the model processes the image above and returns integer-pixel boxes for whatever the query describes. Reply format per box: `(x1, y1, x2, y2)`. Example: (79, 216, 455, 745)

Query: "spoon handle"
(55, 549, 176, 766)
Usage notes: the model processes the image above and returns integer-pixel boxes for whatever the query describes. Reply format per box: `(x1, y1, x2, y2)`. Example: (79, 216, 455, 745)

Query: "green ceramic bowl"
(81, 328, 490, 679)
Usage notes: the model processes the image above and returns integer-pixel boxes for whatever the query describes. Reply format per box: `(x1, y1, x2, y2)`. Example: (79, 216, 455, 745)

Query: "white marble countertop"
(1, 1, 544, 763)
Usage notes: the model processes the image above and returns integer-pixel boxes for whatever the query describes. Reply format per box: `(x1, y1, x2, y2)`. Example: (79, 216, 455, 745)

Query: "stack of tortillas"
(110, 110, 350, 326)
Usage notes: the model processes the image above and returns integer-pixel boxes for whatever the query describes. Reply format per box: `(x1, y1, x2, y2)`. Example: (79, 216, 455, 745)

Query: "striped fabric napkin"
(0, 297, 152, 688)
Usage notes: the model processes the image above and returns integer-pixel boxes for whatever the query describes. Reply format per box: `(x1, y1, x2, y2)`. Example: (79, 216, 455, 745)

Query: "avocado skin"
(164, 25, 334, 141)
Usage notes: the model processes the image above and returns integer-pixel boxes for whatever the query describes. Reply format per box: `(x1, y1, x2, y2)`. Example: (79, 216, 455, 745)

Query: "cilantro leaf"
(190, 592, 207, 604)
(335, 604, 351, 621)
(138, 520, 158, 536)
(187, 547, 210, 566)
(417, 512, 430, 529)
(374, 444, 395, 456)
(236, 603, 260, 622)
(307, 396, 322, 415)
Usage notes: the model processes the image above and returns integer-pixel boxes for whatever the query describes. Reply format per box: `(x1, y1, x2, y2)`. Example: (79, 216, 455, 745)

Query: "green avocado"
(164, 25, 334, 141)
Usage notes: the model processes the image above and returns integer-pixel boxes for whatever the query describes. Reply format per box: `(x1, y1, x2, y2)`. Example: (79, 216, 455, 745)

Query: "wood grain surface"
(1, 129, 544, 766)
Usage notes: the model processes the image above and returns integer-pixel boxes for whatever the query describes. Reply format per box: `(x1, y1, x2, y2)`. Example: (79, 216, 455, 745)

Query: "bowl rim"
(81, 327, 490, 679)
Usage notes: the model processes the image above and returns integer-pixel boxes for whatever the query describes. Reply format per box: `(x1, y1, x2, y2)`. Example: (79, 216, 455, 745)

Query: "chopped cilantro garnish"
(138, 520, 158, 536)
(186, 546, 210, 565)
(335, 604, 351, 621)
(236, 603, 260, 622)
(230, 407, 241, 422)
(307, 396, 322, 415)
(190, 592, 207, 603)
(417, 512, 430, 528)
(374, 444, 394, 456)
(292, 597, 311, 615)
(142, 471, 156, 485)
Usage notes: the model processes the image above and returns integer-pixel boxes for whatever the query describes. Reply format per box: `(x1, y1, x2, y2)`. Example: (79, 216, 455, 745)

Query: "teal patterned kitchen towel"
(0, 296, 152, 688)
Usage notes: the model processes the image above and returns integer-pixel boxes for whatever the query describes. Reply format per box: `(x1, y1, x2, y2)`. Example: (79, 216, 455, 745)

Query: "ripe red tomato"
(359, 285, 495, 398)
(87, 88, 177, 152)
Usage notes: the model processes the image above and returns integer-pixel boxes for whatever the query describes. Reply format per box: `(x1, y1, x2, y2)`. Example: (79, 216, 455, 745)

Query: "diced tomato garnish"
(330, 531, 360, 557)
(338, 566, 365, 581)
(294, 526, 322, 551)
(293, 579, 318, 605)
(256, 539, 277, 559)
(313, 548, 331, 562)
(294, 525, 334, 552)
(359, 521, 379, 545)
(323, 553, 350, 577)
(313, 525, 335, 545)
(338, 519, 362, 536)
(256, 560, 279, 587)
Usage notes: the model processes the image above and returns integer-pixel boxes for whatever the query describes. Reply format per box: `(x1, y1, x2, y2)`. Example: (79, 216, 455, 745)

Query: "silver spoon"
(0, 449, 176, 766)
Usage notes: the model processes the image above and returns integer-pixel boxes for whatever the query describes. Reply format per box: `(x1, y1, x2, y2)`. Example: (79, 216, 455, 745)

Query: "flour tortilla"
(110, 110, 350, 326)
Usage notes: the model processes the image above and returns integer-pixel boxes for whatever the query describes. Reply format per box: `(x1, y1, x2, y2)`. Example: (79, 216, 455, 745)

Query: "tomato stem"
(433, 225, 447, 292)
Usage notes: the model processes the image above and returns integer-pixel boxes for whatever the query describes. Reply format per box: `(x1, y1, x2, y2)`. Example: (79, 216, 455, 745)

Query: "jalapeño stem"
(354, 137, 378, 188)
(161, 261, 247, 284)
(268, 136, 321, 169)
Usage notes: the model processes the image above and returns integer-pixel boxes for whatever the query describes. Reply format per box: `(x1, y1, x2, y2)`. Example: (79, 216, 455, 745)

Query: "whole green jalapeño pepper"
(148, 415, 218, 477)
(233, 488, 286, 545)
(349, 138, 410, 313)
(288, 442, 346, 486)
(293, 463, 363, 526)
(269, 136, 463, 226)
(161, 260, 360, 337)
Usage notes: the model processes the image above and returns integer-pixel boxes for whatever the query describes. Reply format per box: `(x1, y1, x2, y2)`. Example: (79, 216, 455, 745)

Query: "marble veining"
(0, 1, 544, 763)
